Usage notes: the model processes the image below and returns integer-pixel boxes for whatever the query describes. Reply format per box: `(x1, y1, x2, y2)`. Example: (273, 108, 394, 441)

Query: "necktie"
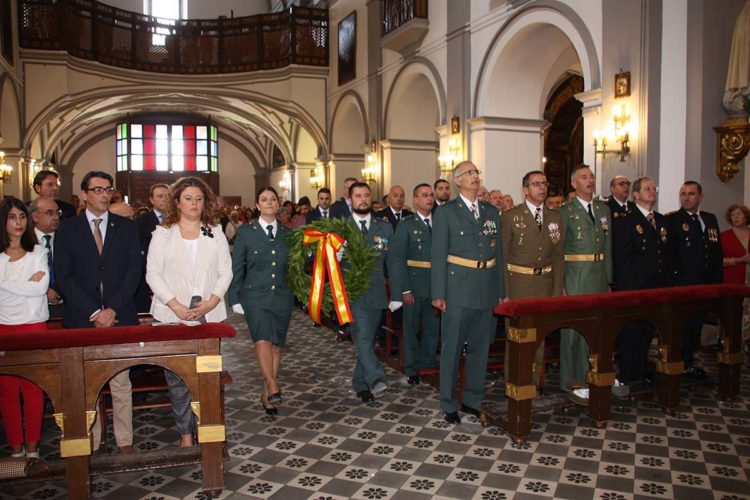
(43, 234, 54, 286)
(470, 203, 479, 221)
(322, 210, 328, 219)
(587, 203, 595, 223)
(535, 206, 542, 230)
(647, 212, 656, 229)
(266, 224, 274, 240)
(395, 212, 401, 221)
(93, 219, 104, 255)
(157, 213, 163, 224)
(360, 219, 368, 235)
(424, 218, 431, 232)
(691, 213, 705, 232)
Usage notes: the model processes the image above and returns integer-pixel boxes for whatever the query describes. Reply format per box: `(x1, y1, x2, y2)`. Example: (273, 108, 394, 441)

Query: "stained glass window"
(116, 121, 218, 173)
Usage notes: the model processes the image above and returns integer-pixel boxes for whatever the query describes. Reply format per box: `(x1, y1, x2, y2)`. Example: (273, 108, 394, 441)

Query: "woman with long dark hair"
(0, 198, 49, 459)
(228, 187, 294, 415)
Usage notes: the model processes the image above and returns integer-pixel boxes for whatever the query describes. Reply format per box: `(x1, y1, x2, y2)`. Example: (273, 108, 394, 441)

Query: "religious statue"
(723, 0, 750, 117)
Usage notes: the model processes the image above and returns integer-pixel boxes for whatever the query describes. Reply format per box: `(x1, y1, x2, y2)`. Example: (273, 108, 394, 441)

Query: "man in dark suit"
(55, 171, 142, 455)
(374, 185, 412, 231)
(666, 181, 723, 381)
(613, 177, 671, 387)
(607, 176, 634, 219)
(306, 187, 333, 223)
(135, 183, 169, 312)
(433, 179, 451, 213)
(30, 197, 64, 318)
(32, 171, 76, 219)
(330, 177, 358, 218)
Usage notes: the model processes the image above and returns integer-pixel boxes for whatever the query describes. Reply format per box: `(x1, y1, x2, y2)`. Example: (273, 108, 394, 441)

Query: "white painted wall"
(218, 138, 256, 206)
(71, 135, 117, 198)
(103, 0, 270, 18)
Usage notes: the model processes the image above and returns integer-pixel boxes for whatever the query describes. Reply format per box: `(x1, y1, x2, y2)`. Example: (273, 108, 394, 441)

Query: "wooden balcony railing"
(18, 0, 328, 74)
(382, 0, 428, 37)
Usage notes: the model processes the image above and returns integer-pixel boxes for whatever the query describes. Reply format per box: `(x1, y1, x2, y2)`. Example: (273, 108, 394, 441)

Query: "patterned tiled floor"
(1, 310, 749, 499)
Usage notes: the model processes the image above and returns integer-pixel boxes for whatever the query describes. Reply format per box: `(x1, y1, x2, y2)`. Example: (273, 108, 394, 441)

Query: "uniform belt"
(447, 255, 497, 269)
(564, 253, 604, 262)
(506, 263, 552, 275)
(407, 259, 431, 269)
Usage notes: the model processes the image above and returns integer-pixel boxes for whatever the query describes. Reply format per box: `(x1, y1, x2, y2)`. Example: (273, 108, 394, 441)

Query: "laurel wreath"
(286, 217, 378, 318)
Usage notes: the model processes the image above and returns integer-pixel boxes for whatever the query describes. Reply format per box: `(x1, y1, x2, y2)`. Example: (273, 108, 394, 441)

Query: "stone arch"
(330, 90, 368, 154)
(0, 73, 22, 147)
(383, 58, 446, 140)
(474, 2, 600, 118)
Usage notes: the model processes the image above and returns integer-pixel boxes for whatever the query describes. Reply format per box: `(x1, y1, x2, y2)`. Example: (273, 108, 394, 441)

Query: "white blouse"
(0, 245, 50, 325)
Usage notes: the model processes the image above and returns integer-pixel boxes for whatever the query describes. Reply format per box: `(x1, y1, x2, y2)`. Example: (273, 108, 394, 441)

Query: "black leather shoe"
(444, 412, 461, 425)
(407, 375, 420, 385)
(683, 366, 707, 381)
(357, 390, 374, 403)
(460, 404, 481, 418)
(268, 392, 282, 405)
(260, 396, 278, 416)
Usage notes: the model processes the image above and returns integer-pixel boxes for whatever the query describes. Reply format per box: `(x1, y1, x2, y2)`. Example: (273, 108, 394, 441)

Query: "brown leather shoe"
(118, 445, 135, 454)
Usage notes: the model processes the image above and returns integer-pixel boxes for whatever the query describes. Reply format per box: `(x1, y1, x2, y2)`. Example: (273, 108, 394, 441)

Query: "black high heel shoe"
(267, 391, 282, 405)
(260, 395, 278, 416)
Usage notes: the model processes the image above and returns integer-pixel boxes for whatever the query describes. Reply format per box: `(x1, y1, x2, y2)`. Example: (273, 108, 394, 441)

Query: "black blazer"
(57, 199, 77, 220)
(135, 210, 161, 312)
(374, 207, 413, 231)
(329, 198, 351, 219)
(54, 212, 142, 328)
(306, 206, 330, 224)
(612, 208, 671, 291)
(607, 197, 633, 219)
(666, 208, 723, 286)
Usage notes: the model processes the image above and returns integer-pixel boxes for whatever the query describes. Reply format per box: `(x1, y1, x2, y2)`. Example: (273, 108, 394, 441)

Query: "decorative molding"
(380, 139, 438, 151)
(468, 116, 548, 134)
(715, 117, 750, 183)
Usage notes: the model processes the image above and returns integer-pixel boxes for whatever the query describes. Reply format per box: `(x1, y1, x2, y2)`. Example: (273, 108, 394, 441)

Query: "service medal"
(600, 216, 609, 233)
(682, 223, 690, 232)
(660, 227, 667, 242)
(636, 224, 644, 234)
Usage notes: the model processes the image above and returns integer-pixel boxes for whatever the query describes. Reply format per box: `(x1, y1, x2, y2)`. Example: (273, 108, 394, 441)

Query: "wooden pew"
(493, 284, 749, 443)
(0, 323, 236, 499)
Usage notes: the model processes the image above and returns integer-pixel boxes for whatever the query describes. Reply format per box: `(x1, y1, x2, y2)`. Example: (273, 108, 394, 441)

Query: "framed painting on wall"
(338, 11, 356, 86)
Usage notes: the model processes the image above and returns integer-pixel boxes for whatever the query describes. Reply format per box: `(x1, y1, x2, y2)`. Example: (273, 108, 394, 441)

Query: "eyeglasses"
(529, 181, 549, 188)
(85, 186, 114, 195)
(456, 168, 481, 178)
(42, 209, 62, 217)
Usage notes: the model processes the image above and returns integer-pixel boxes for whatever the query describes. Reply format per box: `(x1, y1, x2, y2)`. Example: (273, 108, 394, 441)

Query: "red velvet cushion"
(494, 284, 750, 317)
(0, 323, 236, 352)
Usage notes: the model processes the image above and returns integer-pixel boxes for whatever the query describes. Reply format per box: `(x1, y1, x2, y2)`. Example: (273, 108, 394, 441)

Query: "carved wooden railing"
(382, 0, 428, 36)
(18, 0, 328, 74)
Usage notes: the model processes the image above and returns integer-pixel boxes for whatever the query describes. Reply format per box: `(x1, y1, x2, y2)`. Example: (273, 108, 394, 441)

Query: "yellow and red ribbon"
(302, 229, 353, 325)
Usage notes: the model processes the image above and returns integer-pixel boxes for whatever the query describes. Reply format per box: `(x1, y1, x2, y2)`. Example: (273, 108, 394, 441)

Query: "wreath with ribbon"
(286, 217, 378, 325)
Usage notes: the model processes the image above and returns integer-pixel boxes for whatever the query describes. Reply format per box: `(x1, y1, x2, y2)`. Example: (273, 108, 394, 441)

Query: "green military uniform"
(389, 213, 439, 378)
(431, 197, 504, 413)
(559, 198, 613, 391)
(228, 221, 295, 346)
(349, 216, 394, 393)
(500, 203, 565, 386)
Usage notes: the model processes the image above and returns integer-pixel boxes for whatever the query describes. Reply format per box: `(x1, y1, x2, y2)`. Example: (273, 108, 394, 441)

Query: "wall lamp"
(279, 171, 291, 193)
(0, 152, 12, 183)
(438, 138, 461, 177)
(362, 141, 378, 183)
(594, 105, 631, 162)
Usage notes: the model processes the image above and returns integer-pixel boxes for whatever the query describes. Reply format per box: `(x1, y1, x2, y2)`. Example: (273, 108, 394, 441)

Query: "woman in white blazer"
(146, 177, 232, 447)
(0, 198, 49, 460)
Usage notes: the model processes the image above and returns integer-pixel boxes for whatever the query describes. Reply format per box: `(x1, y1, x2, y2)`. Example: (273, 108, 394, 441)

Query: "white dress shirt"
(86, 209, 109, 242)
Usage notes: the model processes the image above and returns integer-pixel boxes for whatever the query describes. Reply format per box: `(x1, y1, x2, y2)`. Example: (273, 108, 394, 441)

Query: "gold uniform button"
(272, 262, 276, 266)
(271, 273, 276, 278)
(271, 250, 276, 255)
(271, 285, 276, 290)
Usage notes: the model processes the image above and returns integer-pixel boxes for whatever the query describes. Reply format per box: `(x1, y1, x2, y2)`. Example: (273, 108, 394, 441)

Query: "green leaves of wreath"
(286, 217, 379, 318)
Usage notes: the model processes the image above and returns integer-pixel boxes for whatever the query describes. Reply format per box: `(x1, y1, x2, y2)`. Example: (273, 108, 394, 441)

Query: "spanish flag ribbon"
(302, 229, 353, 325)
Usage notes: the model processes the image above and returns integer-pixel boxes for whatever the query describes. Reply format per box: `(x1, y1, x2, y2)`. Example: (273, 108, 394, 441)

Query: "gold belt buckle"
(533, 267, 542, 275)
(593, 253, 601, 262)
(477, 260, 486, 269)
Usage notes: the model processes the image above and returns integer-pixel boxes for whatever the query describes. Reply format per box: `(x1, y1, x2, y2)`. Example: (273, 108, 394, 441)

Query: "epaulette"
(401, 213, 417, 222)
(665, 210, 678, 216)
(593, 198, 608, 206)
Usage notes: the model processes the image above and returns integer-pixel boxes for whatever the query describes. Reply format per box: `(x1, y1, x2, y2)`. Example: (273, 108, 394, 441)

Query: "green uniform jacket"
(431, 198, 505, 309)
(349, 217, 394, 310)
(227, 221, 294, 310)
(501, 204, 565, 299)
(560, 198, 613, 294)
(389, 214, 432, 299)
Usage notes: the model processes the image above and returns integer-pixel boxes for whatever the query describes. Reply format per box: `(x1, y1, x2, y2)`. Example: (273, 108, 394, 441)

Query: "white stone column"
(380, 139, 439, 196)
(658, 0, 688, 213)
(574, 88, 604, 194)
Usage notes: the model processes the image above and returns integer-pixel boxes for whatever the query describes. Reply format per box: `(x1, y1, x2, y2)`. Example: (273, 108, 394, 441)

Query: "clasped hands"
(170, 296, 220, 322)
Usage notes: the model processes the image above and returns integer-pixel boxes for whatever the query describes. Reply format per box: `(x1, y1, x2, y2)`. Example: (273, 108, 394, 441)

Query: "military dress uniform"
(612, 206, 671, 383)
(228, 221, 294, 346)
(348, 216, 394, 394)
(666, 208, 723, 370)
(390, 214, 439, 379)
(431, 197, 505, 414)
(500, 203, 565, 386)
(559, 198, 613, 392)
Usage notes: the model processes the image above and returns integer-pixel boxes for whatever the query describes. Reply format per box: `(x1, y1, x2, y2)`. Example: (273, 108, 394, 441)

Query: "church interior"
(1, 0, 750, 498)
